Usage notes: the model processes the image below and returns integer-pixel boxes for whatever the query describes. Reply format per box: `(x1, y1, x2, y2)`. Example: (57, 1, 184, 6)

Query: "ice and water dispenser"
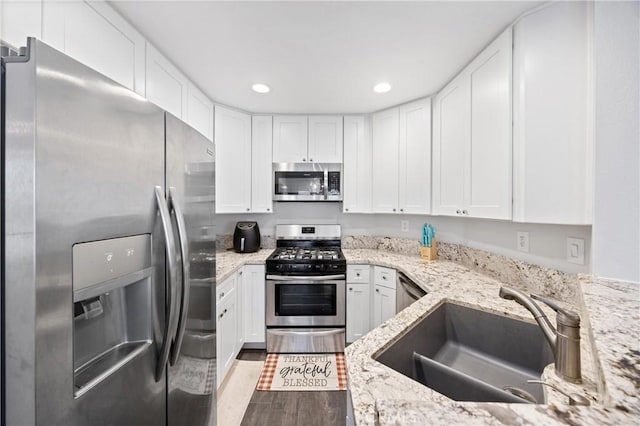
(72, 235, 153, 397)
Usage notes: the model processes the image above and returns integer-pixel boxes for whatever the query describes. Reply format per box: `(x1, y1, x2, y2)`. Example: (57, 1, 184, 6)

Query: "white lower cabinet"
(372, 266, 396, 328)
(373, 286, 396, 328)
(346, 283, 371, 343)
(217, 265, 266, 387)
(216, 273, 239, 388)
(241, 265, 266, 345)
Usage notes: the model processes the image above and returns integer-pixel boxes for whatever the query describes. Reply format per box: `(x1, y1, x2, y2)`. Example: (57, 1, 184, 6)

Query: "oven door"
(266, 275, 345, 327)
(273, 170, 326, 201)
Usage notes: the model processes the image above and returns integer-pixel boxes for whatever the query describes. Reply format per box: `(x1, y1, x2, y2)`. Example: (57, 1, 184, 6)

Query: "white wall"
(216, 203, 592, 275)
(592, 1, 640, 284)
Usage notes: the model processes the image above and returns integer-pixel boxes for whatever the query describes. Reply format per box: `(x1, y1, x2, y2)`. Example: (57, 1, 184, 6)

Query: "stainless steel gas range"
(265, 225, 346, 353)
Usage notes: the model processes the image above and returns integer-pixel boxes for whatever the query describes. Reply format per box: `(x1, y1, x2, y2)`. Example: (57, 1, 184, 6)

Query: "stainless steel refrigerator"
(1, 38, 216, 426)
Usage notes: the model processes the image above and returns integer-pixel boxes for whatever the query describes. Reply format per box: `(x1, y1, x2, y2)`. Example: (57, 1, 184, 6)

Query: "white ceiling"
(110, 1, 541, 114)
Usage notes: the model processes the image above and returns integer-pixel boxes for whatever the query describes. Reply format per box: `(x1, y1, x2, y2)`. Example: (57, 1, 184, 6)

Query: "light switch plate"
(517, 232, 529, 253)
(400, 220, 409, 232)
(566, 237, 585, 265)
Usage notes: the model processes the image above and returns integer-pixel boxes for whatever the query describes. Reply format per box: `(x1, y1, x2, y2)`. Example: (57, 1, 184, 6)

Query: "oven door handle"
(266, 274, 346, 281)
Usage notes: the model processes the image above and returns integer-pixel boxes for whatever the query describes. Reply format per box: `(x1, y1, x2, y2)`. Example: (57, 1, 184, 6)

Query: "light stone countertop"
(214, 247, 639, 425)
(215, 248, 273, 285)
(342, 249, 639, 425)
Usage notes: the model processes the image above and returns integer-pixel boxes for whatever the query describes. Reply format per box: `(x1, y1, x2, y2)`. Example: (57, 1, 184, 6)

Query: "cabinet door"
(186, 82, 214, 141)
(399, 98, 432, 214)
(215, 106, 252, 213)
(343, 116, 372, 213)
(1, 0, 41, 49)
(42, 1, 146, 95)
(432, 73, 469, 216)
(273, 115, 308, 163)
(241, 265, 266, 345)
(371, 108, 400, 213)
(346, 283, 371, 343)
(373, 285, 396, 328)
(466, 29, 512, 220)
(216, 282, 237, 387)
(251, 116, 274, 213)
(146, 43, 189, 118)
(513, 2, 592, 224)
(308, 116, 343, 163)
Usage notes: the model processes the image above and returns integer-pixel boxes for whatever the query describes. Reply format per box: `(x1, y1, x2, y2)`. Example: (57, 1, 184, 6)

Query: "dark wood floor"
(237, 350, 347, 426)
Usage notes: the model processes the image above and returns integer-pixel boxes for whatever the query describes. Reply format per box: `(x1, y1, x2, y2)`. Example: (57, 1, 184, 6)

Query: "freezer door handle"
(154, 186, 180, 381)
(169, 187, 191, 366)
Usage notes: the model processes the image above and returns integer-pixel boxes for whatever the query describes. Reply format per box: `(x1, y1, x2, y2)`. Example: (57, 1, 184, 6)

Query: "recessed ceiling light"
(252, 83, 270, 94)
(373, 82, 392, 93)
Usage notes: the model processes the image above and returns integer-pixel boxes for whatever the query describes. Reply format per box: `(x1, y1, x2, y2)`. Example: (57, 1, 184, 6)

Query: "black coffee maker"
(233, 222, 261, 253)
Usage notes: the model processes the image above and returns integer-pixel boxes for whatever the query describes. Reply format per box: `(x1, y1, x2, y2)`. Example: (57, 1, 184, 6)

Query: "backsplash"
(216, 234, 579, 303)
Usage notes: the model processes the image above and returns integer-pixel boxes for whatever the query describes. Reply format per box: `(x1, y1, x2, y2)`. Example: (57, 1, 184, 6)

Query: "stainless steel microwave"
(273, 163, 343, 201)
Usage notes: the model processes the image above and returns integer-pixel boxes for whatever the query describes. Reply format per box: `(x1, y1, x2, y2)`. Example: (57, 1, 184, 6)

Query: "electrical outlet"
(567, 237, 585, 265)
(401, 220, 409, 232)
(517, 232, 529, 253)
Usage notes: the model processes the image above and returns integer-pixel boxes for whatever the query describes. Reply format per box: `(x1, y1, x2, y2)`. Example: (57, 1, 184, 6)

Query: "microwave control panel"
(327, 172, 341, 195)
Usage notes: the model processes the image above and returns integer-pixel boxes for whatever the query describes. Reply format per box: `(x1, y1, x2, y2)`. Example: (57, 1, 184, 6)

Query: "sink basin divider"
(412, 351, 535, 404)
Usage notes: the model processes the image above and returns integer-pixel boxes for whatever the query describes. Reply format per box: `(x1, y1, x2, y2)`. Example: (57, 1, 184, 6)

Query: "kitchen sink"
(375, 302, 554, 404)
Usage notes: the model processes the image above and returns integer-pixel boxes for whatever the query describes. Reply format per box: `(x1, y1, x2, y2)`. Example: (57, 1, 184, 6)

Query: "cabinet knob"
(382, 275, 387, 280)
(393, 208, 396, 212)
(376, 289, 380, 293)
(345, 208, 349, 212)
(267, 208, 270, 211)
(246, 208, 250, 212)
(356, 273, 360, 277)
(220, 292, 224, 299)
(302, 158, 306, 162)
(463, 210, 468, 215)
(400, 208, 404, 212)
(456, 210, 461, 215)
(349, 287, 353, 291)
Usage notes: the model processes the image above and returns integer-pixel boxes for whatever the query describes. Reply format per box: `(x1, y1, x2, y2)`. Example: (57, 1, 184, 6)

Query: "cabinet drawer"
(216, 274, 236, 305)
(373, 266, 396, 290)
(347, 265, 370, 283)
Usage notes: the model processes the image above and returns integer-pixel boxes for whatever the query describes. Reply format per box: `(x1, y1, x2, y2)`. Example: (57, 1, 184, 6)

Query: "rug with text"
(256, 353, 347, 391)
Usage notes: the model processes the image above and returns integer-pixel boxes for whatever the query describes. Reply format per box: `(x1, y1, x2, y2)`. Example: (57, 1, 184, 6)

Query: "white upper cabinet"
(343, 116, 372, 213)
(186, 82, 214, 141)
(433, 74, 468, 216)
(251, 115, 274, 213)
(42, 1, 145, 96)
(433, 28, 512, 220)
(371, 107, 400, 213)
(1, 0, 42, 49)
(215, 106, 252, 213)
(273, 115, 308, 163)
(146, 44, 189, 119)
(513, 2, 592, 224)
(399, 98, 432, 214)
(308, 116, 343, 163)
(467, 28, 513, 220)
(371, 100, 431, 215)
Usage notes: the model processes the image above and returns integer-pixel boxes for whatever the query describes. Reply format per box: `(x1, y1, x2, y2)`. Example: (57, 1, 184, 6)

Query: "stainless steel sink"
(375, 302, 554, 404)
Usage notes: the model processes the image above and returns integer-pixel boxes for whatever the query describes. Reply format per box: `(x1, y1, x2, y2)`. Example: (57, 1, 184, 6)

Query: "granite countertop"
(214, 247, 639, 424)
(216, 248, 273, 284)
(342, 249, 639, 425)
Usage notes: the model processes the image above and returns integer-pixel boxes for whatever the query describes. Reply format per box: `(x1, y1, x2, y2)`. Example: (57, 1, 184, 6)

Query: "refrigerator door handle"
(168, 187, 190, 366)
(154, 186, 180, 382)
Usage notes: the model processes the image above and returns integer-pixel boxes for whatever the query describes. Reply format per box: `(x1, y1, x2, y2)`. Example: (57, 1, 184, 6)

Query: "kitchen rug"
(256, 353, 347, 391)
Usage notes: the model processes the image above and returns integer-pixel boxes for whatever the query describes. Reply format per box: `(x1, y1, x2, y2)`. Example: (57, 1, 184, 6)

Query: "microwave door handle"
(154, 186, 179, 382)
(169, 187, 191, 366)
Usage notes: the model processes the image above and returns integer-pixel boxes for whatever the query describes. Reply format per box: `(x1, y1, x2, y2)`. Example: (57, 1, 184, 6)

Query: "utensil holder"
(420, 239, 438, 260)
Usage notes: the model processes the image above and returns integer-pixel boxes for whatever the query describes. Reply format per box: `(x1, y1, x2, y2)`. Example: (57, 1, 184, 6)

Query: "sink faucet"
(499, 287, 582, 383)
